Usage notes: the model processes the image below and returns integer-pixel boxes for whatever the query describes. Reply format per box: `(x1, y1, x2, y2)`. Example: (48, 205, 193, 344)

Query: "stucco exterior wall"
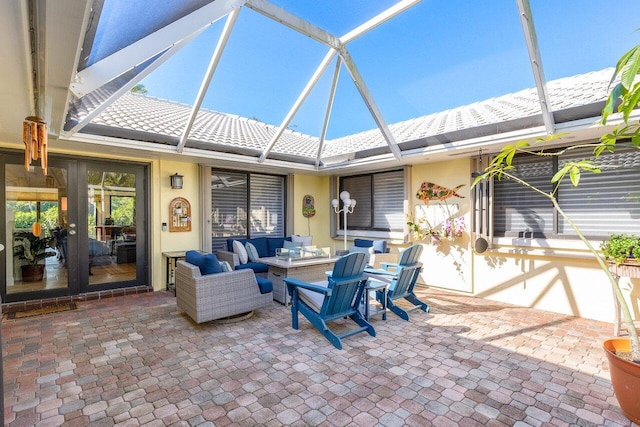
(292, 174, 332, 249)
(410, 159, 473, 293)
(408, 157, 639, 325)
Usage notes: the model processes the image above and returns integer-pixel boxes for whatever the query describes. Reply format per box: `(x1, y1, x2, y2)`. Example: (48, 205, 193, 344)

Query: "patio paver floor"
(2, 287, 637, 426)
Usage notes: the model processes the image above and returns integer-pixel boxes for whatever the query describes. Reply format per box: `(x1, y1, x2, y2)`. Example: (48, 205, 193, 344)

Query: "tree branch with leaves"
(472, 39, 640, 362)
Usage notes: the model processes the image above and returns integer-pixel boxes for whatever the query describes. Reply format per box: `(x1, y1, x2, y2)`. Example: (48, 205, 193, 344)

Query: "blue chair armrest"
(364, 267, 397, 277)
(284, 277, 332, 295)
(380, 262, 399, 270)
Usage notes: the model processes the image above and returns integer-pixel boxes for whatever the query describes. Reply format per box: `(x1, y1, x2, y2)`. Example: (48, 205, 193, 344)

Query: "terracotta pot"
(603, 338, 640, 424)
(21, 264, 45, 282)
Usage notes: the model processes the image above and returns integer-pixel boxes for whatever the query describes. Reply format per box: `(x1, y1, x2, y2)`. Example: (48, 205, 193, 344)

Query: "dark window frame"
(339, 169, 405, 232)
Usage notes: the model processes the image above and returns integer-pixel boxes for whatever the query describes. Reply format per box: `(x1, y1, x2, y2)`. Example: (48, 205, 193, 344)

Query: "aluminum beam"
(338, 47, 402, 160)
(516, 0, 555, 134)
(70, 0, 245, 98)
(316, 57, 342, 169)
(61, 43, 188, 138)
(258, 49, 338, 162)
(341, 0, 421, 44)
(244, 0, 341, 50)
(177, 8, 240, 153)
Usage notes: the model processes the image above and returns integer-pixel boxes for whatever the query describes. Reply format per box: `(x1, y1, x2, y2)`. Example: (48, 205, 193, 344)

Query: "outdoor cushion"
(227, 238, 246, 252)
(349, 245, 374, 255)
(233, 240, 249, 264)
(246, 242, 260, 262)
(249, 237, 269, 258)
(256, 277, 274, 294)
(297, 280, 329, 313)
(219, 261, 232, 272)
(292, 235, 313, 246)
(354, 238, 388, 254)
(349, 245, 373, 264)
(185, 250, 222, 275)
(267, 237, 289, 256)
(235, 262, 269, 274)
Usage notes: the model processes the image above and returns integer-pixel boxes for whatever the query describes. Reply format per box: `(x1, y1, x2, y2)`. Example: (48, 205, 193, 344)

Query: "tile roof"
(86, 68, 614, 162)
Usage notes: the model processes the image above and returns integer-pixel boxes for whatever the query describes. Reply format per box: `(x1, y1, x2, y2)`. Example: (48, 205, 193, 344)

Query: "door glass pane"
(87, 170, 137, 285)
(5, 165, 68, 294)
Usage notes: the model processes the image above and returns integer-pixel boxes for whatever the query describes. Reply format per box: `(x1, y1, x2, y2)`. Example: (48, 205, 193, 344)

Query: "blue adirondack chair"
(284, 252, 375, 349)
(364, 244, 429, 321)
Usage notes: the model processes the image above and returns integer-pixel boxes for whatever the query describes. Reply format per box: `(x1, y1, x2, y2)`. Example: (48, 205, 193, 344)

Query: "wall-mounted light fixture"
(332, 190, 357, 250)
(170, 173, 184, 190)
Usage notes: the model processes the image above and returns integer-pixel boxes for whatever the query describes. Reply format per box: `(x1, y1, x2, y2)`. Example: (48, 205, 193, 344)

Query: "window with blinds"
(493, 143, 640, 238)
(210, 170, 285, 251)
(341, 170, 404, 231)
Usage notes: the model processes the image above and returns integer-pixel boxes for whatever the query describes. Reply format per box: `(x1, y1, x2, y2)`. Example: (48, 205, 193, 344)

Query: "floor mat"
(4, 302, 77, 320)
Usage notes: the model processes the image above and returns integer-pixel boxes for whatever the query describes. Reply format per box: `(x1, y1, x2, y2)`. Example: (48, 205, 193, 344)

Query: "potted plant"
(13, 230, 56, 282)
(473, 41, 640, 423)
(601, 233, 640, 266)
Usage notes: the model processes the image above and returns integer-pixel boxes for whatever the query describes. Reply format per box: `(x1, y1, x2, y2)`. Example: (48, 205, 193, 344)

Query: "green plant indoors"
(601, 234, 640, 266)
(13, 231, 56, 266)
(473, 40, 640, 363)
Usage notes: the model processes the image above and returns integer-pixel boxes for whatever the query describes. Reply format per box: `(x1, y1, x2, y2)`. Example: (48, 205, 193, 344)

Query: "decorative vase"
(603, 338, 640, 424)
(21, 264, 45, 282)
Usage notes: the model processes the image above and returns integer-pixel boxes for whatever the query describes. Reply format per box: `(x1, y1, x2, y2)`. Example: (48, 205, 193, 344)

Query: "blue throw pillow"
(248, 237, 268, 258)
(354, 238, 373, 248)
(185, 250, 222, 275)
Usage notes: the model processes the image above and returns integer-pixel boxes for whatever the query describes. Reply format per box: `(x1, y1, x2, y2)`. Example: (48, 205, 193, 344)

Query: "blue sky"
(140, 1, 639, 139)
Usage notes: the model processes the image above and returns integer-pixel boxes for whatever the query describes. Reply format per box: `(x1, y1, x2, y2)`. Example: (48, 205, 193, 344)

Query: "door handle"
(68, 230, 76, 235)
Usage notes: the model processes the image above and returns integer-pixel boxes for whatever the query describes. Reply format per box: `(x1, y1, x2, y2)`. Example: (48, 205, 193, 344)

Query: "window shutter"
(492, 142, 640, 239)
(211, 171, 247, 252)
(558, 146, 640, 237)
(493, 155, 554, 236)
(373, 170, 404, 230)
(250, 174, 284, 238)
(342, 175, 372, 229)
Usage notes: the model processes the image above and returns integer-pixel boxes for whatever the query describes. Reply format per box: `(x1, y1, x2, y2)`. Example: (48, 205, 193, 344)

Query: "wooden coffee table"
(261, 256, 337, 305)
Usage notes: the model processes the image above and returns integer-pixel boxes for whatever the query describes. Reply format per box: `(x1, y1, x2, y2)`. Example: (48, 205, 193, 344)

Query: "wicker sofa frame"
(175, 260, 273, 323)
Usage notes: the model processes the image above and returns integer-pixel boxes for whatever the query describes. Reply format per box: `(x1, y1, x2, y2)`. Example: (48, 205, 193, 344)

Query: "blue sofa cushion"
(228, 237, 291, 257)
(235, 262, 269, 274)
(256, 277, 273, 294)
(249, 237, 269, 258)
(267, 237, 291, 256)
(185, 250, 222, 275)
(227, 238, 248, 252)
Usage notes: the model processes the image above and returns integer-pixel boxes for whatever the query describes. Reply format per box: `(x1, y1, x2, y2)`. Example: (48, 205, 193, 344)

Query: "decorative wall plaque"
(169, 197, 191, 232)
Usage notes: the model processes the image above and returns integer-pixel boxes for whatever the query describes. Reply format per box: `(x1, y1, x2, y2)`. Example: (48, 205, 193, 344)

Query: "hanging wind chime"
(22, 115, 48, 175)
